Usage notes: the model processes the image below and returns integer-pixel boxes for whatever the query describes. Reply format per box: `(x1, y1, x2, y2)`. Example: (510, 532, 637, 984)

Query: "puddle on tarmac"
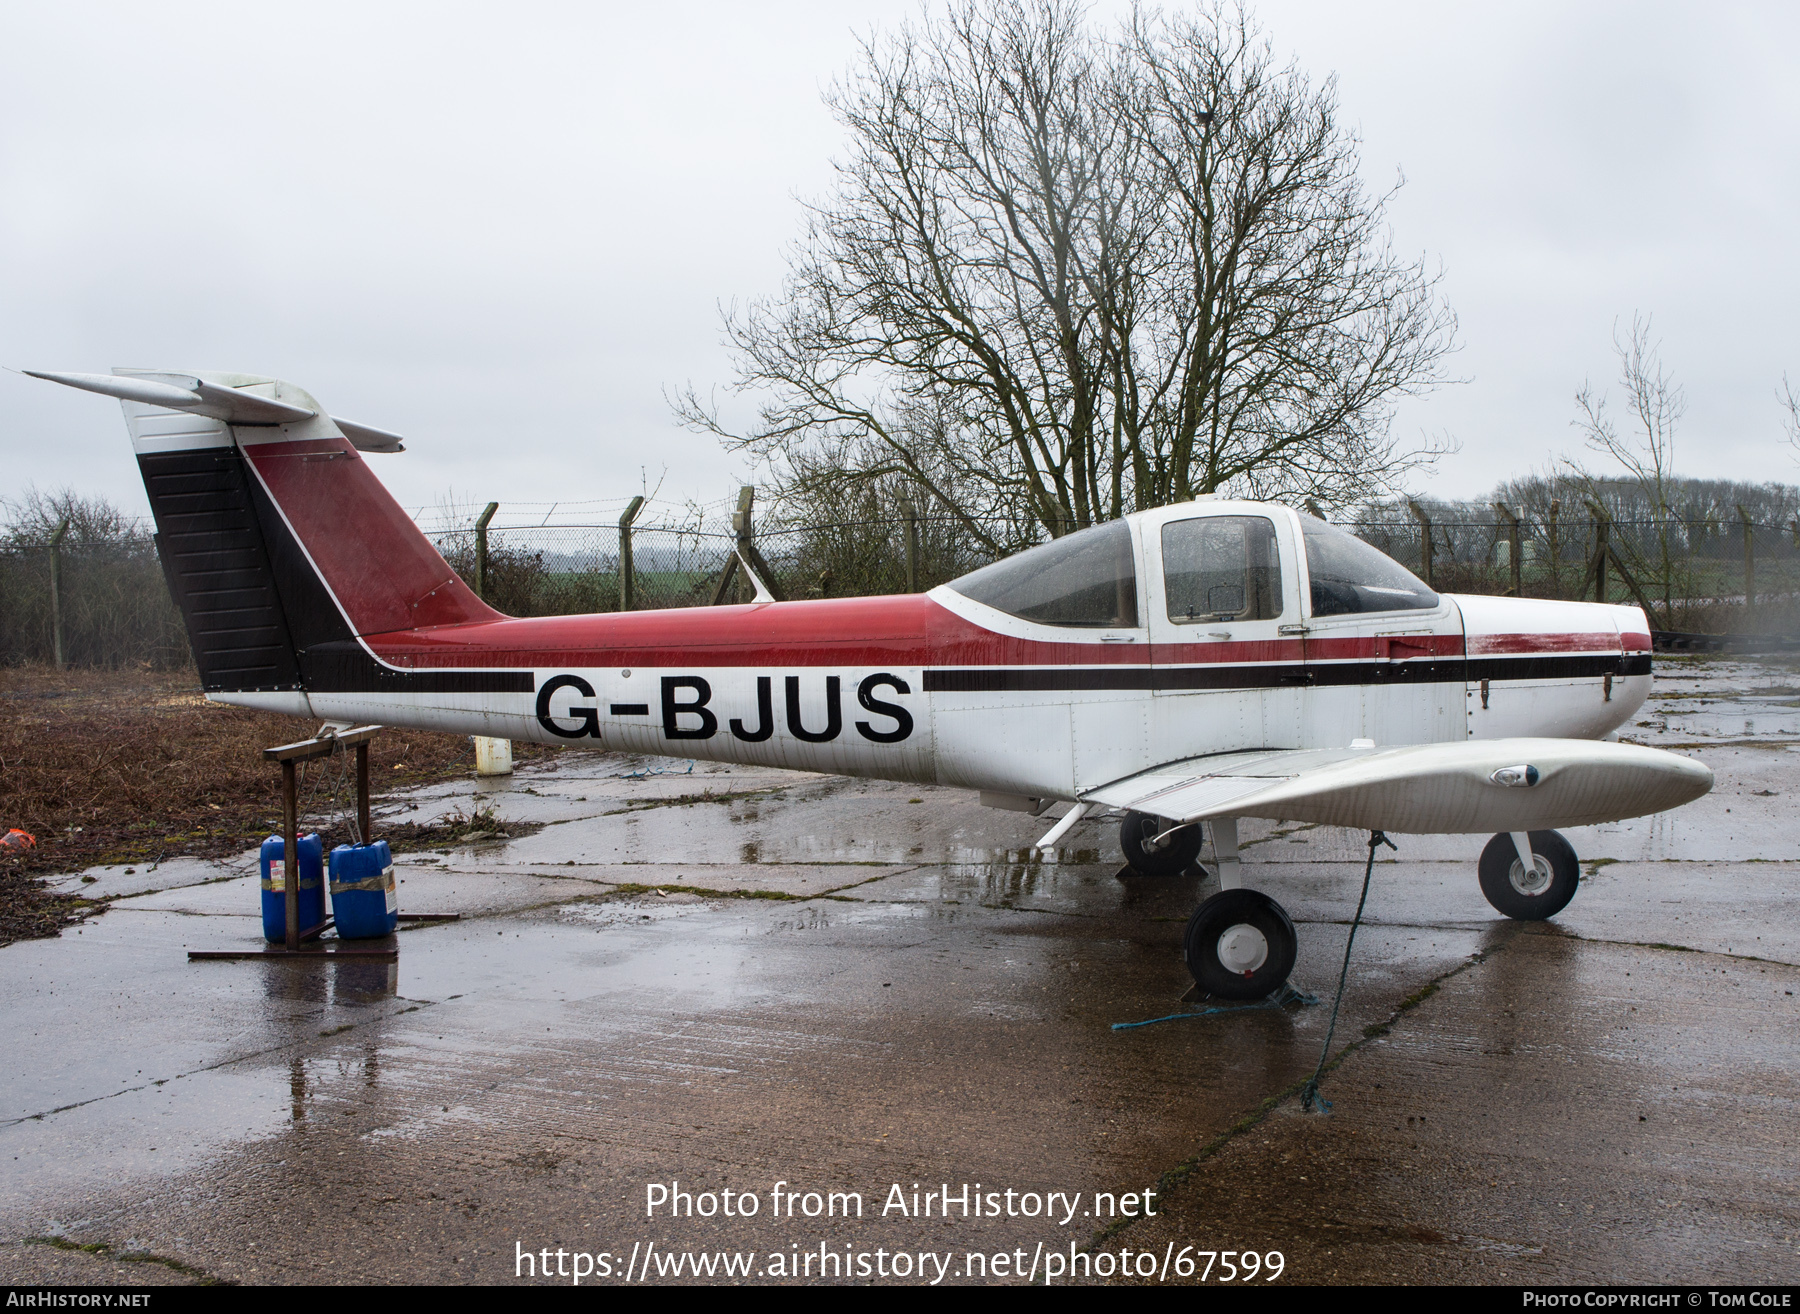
(1637, 657, 1800, 744)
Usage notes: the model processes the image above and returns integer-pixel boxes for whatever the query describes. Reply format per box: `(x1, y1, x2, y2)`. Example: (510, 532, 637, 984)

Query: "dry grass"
(0, 664, 557, 946)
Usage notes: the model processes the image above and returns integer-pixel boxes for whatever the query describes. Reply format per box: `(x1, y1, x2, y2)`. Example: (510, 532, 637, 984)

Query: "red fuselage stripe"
(354, 595, 1622, 672)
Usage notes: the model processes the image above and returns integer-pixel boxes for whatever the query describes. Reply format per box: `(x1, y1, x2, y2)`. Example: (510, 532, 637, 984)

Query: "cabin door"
(1146, 510, 1307, 763)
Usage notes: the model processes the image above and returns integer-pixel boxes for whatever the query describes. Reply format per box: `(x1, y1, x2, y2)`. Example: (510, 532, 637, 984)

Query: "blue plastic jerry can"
(260, 833, 325, 942)
(329, 841, 398, 938)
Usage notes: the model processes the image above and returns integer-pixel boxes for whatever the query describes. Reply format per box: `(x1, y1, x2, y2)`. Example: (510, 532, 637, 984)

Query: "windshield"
(1300, 514, 1438, 616)
(948, 520, 1138, 628)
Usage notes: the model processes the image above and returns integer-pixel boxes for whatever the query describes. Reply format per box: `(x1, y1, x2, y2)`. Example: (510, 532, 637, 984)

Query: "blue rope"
(1112, 981, 1318, 1031)
(1300, 829, 1395, 1113)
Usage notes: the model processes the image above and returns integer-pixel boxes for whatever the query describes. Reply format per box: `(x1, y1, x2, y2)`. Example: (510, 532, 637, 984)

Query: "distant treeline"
(1355, 473, 1800, 534)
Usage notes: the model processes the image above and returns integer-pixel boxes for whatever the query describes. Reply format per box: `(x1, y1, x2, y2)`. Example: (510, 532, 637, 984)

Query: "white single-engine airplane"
(33, 368, 1714, 998)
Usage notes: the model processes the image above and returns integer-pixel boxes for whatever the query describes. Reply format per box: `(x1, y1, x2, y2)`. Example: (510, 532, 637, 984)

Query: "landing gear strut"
(1118, 811, 1204, 876)
(1478, 829, 1579, 919)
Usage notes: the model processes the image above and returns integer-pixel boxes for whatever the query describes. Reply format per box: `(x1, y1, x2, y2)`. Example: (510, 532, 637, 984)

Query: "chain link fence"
(6, 499, 1800, 670)
(1343, 508, 1800, 633)
(428, 501, 1018, 615)
(457, 502, 1800, 632)
(0, 531, 190, 668)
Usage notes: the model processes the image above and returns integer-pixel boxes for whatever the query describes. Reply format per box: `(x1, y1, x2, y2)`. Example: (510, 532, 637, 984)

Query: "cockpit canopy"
(945, 508, 1438, 628)
(947, 520, 1138, 628)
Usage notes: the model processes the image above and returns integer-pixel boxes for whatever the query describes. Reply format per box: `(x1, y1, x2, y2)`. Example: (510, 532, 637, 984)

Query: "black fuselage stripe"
(923, 653, 1647, 693)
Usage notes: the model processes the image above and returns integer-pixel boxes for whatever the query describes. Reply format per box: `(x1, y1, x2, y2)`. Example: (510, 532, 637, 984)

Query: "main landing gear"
(1185, 888, 1298, 1000)
(1477, 829, 1580, 920)
(1120, 816, 1584, 1002)
(1119, 812, 1300, 1002)
(1118, 810, 1205, 876)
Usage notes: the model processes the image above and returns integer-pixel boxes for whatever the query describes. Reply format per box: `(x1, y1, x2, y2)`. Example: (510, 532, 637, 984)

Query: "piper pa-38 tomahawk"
(33, 367, 1714, 999)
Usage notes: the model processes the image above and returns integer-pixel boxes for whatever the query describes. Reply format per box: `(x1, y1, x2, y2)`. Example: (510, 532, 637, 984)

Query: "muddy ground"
(0, 666, 553, 945)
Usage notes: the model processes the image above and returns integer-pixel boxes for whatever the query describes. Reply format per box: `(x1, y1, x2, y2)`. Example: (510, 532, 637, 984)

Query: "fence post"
(474, 502, 499, 600)
(48, 515, 71, 670)
(739, 486, 785, 602)
(715, 485, 786, 604)
(470, 501, 511, 773)
(1492, 500, 1522, 597)
(1737, 505, 1755, 619)
(711, 487, 748, 605)
(617, 495, 644, 611)
(1592, 514, 1610, 603)
(900, 497, 919, 592)
(1407, 500, 1433, 587)
(1546, 499, 1562, 597)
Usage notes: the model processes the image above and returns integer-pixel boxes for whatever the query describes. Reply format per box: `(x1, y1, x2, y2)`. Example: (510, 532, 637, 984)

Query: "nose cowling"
(1454, 593, 1652, 741)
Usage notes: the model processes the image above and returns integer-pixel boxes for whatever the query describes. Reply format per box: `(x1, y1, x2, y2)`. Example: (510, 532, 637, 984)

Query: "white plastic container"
(473, 736, 514, 776)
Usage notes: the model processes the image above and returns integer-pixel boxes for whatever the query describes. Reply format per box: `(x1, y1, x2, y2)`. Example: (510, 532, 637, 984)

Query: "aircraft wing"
(1080, 738, 1712, 835)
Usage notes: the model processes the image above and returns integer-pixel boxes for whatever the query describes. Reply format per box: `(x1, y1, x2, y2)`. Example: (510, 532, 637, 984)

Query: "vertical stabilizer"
(33, 367, 502, 695)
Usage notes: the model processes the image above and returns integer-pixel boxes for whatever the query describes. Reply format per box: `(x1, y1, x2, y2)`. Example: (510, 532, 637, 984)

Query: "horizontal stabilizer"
(26, 369, 315, 425)
(331, 416, 406, 453)
(1083, 738, 1712, 834)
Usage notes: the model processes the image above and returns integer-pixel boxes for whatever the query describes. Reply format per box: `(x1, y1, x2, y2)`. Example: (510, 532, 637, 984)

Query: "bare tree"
(1570, 313, 1685, 619)
(1, 487, 136, 548)
(675, 0, 1455, 538)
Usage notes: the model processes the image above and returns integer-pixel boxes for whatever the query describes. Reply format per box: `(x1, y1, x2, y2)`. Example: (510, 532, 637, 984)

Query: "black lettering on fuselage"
(730, 676, 774, 742)
(536, 674, 601, 739)
(579, 670, 912, 745)
(785, 675, 842, 743)
(855, 673, 913, 743)
(661, 675, 718, 739)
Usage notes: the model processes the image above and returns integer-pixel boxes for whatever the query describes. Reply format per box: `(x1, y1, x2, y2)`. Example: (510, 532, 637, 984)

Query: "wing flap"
(1082, 739, 1712, 834)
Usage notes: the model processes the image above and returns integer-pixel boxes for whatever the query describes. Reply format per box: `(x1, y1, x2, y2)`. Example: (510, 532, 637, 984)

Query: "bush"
(0, 490, 190, 669)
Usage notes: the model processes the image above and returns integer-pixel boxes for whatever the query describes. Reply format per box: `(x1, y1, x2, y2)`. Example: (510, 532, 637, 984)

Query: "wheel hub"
(1216, 923, 1269, 975)
(1509, 855, 1553, 897)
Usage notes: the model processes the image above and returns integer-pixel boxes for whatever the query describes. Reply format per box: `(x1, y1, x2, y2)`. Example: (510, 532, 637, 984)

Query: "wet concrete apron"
(3, 655, 1798, 1285)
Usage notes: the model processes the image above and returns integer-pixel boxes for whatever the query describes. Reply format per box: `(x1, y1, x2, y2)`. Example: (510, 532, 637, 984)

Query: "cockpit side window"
(947, 520, 1138, 628)
(1162, 516, 1284, 623)
(1299, 514, 1439, 616)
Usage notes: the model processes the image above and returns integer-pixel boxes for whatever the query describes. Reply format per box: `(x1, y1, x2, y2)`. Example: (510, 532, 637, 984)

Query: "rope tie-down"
(1110, 981, 1318, 1031)
(1300, 829, 1394, 1113)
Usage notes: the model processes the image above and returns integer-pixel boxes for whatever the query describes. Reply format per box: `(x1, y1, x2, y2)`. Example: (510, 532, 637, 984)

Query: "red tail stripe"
(246, 438, 499, 635)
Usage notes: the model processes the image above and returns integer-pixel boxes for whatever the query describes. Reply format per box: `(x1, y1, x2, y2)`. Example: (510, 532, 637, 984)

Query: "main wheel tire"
(1478, 830, 1579, 920)
(1183, 888, 1298, 1001)
(1119, 811, 1204, 876)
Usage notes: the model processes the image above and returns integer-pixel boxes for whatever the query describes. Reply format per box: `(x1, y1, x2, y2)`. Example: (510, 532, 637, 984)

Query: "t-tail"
(26, 368, 506, 717)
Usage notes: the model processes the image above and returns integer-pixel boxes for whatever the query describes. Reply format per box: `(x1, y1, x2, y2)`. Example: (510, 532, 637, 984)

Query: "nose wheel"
(1119, 811, 1205, 876)
(1478, 830, 1579, 919)
(1184, 888, 1298, 1000)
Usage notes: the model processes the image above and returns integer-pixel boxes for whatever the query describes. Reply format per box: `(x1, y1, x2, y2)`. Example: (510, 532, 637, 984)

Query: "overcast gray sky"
(2, 1, 1795, 526)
